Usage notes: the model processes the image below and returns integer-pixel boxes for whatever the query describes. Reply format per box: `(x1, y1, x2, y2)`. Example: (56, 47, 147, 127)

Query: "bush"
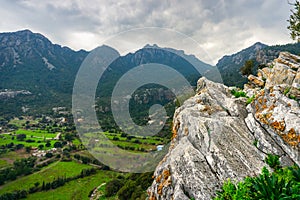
(15, 144, 24, 150)
(214, 166, 300, 200)
(284, 87, 290, 95)
(265, 154, 281, 170)
(54, 142, 62, 148)
(105, 179, 124, 197)
(130, 186, 145, 200)
(112, 136, 119, 141)
(45, 142, 51, 147)
(133, 139, 141, 144)
(45, 152, 53, 158)
(246, 95, 255, 105)
(16, 134, 26, 141)
(120, 133, 127, 137)
(231, 89, 247, 98)
(117, 180, 136, 200)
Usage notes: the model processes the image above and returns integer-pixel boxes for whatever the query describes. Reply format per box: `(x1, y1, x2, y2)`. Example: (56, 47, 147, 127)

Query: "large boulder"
(148, 52, 300, 200)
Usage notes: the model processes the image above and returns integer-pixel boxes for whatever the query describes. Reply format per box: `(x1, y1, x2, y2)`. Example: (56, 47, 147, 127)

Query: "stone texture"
(265, 52, 299, 88)
(148, 52, 300, 200)
(248, 74, 265, 87)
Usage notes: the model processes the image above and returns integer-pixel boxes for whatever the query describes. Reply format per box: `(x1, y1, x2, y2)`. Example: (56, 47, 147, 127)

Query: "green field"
(103, 132, 164, 152)
(0, 161, 93, 194)
(26, 170, 120, 200)
(15, 129, 57, 139)
(0, 129, 59, 149)
(0, 134, 57, 150)
(0, 160, 8, 169)
(8, 118, 39, 128)
(0, 151, 30, 168)
(72, 138, 82, 146)
(73, 150, 96, 159)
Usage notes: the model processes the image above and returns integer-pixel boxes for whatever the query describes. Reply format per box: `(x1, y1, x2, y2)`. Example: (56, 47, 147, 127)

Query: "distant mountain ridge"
(0, 30, 88, 116)
(0, 30, 211, 117)
(217, 41, 300, 87)
(1, 29, 300, 117)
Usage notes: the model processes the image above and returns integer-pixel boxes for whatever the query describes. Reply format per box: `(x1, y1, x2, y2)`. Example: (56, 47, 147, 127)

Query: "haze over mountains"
(1, 30, 300, 117)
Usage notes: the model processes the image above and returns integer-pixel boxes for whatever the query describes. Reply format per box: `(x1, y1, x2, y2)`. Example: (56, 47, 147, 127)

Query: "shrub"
(289, 94, 296, 100)
(265, 154, 281, 170)
(105, 179, 124, 197)
(112, 136, 119, 141)
(16, 134, 26, 141)
(54, 141, 62, 148)
(246, 95, 255, 105)
(231, 89, 247, 98)
(214, 166, 300, 200)
(15, 144, 24, 150)
(45, 152, 53, 158)
(45, 142, 51, 147)
(117, 180, 136, 200)
(284, 87, 291, 95)
(120, 133, 127, 137)
(253, 139, 258, 147)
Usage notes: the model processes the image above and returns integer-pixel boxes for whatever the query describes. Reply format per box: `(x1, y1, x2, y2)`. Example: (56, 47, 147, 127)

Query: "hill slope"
(0, 30, 216, 119)
(0, 30, 88, 116)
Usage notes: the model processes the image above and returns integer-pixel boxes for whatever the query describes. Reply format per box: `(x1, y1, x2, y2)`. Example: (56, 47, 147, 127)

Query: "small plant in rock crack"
(231, 89, 247, 98)
(265, 154, 281, 171)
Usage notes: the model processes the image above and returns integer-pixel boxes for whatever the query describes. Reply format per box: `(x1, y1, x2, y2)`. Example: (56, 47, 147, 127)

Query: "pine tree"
(288, 0, 300, 41)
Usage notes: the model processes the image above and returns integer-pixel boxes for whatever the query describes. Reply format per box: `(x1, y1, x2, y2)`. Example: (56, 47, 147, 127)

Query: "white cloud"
(0, 0, 294, 64)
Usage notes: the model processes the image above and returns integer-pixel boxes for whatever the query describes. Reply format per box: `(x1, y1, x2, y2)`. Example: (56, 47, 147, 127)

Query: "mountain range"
(1, 29, 300, 118)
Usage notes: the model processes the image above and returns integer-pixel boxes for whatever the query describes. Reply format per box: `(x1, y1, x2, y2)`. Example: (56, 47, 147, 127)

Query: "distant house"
(156, 145, 164, 151)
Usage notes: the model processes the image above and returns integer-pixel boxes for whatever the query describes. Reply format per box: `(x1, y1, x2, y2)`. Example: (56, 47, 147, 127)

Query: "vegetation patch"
(246, 95, 255, 105)
(231, 89, 247, 98)
(0, 161, 93, 194)
(214, 159, 300, 200)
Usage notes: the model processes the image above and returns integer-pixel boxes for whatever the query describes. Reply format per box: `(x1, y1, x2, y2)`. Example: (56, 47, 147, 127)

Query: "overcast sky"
(0, 0, 294, 64)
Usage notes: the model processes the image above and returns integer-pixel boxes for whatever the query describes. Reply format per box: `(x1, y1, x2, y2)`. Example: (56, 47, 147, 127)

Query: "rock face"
(148, 52, 300, 200)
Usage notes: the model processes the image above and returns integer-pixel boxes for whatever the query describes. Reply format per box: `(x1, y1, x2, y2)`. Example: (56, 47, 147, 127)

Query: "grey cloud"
(0, 0, 293, 64)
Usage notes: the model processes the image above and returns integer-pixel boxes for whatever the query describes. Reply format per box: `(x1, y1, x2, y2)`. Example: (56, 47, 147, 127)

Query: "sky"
(0, 0, 295, 65)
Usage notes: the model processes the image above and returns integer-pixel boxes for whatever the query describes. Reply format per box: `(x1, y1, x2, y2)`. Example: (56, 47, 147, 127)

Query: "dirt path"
(54, 132, 61, 140)
(90, 182, 106, 200)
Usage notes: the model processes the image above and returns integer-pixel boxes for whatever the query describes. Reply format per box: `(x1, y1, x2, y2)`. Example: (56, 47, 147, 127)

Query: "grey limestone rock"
(148, 52, 300, 200)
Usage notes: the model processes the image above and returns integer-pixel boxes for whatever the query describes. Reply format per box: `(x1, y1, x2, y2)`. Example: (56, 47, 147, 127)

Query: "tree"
(288, 0, 300, 42)
(64, 133, 73, 142)
(45, 152, 53, 158)
(105, 179, 124, 197)
(25, 146, 31, 153)
(117, 180, 136, 200)
(54, 141, 62, 148)
(45, 141, 51, 147)
(34, 182, 40, 187)
(15, 144, 24, 150)
(16, 134, 26, 141)
(240, 60, 254, 76)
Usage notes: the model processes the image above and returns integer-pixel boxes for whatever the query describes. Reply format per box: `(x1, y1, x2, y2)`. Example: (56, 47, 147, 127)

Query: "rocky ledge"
(148, 52, 300, 200)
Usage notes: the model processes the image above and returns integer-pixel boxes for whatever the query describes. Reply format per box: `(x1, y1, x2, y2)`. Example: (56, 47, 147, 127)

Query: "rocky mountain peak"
(0, 29, 52, 49)
(148, 52, 300, 200)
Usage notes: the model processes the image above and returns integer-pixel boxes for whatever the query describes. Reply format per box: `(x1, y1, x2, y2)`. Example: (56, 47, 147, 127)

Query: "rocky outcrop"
(148, 52, 300, 200)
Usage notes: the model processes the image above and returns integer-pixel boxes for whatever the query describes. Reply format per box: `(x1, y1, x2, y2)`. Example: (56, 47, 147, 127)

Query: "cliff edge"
(148, 52, 300, 200)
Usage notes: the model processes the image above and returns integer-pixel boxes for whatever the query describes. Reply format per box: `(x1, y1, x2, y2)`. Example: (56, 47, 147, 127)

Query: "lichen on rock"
(148, 52, 300, 200)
